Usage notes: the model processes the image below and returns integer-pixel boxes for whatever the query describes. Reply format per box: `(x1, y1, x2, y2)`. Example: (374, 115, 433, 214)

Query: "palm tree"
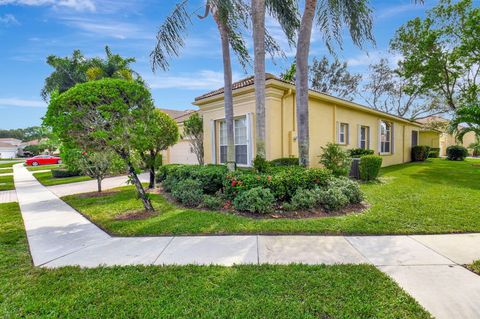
(251, 0, 299, 159)
(87, 46, 142, 83)
(449, 104, 480, 143)
(151, 0, 250, 171)
(295, 0, 374, 167)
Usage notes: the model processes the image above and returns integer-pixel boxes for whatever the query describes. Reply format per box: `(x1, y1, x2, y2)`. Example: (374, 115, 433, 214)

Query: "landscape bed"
(63, 158, 480, 236)
(0, 202, 430, 318)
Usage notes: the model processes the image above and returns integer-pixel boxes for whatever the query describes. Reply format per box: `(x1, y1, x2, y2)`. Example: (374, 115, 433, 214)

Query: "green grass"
(0, 202, 430, 318)
(0, 161, 22, 168)
(0, 175, 14, 191)
(63, 158, 480, 236)
(27, 164, 64, 171)
(33, 171, 91, 186)
(468, 260, 480, 275)
(0, 168, 13, 174)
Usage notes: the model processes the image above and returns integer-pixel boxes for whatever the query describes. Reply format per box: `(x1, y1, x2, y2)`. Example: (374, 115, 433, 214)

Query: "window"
(360, 126, 370, 149)
(219, 116, 248, 165)
(338, 123, 349, 144)
(411, 130, 418, 147)
(380, 121, 392, 154)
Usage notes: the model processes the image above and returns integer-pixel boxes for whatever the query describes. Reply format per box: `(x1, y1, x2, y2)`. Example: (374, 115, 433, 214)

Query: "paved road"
(12, 163, 480, 319)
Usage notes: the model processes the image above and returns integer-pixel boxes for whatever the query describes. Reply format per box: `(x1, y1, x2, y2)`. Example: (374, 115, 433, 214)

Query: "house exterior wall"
(195, 80, 433, 168)
(419, 131, 441, 148)
(438, 131, 477, 156)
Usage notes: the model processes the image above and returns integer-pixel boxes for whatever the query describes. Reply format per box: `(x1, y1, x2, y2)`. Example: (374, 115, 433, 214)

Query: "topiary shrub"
(284, 188, 320, 210)
(51, 169, 80, 178)
(171, 178, 203, 207)
(319, 143, 352, 177)
(447, 145, 469, 161)
(411, 145, 431, 161)
(202, 195, 224, 210)
(269, 157, 299, 167)
(317, 187, 349, 211)
(253, 155, 270, 173)
(429, 148, 440, 158)
(327, 177, 363, 204)
(348, 148, 374, 158)
(233, 187, 275, 214)
(359, 155, 382, 181)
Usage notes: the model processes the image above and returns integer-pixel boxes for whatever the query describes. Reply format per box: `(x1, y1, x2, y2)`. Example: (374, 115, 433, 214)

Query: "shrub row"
(348, 148, 375, 157)
(159, 164, 228, 194)
(51, 169, 81, 178)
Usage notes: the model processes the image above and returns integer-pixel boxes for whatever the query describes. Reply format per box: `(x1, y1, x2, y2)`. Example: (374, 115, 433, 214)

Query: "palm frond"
(265, 0, 300, 46)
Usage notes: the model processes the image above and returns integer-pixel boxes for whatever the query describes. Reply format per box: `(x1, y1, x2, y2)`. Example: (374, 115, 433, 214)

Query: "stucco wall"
(419, 131, 441, 148)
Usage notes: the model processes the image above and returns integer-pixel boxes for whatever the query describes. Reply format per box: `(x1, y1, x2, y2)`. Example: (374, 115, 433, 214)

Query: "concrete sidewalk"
(12, 163, 480, 319)
(0, 190, 17, 203)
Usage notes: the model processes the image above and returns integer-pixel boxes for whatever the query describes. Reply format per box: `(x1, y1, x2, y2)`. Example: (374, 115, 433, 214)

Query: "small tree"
(44, 78, 157, 212)
(319, 143, 352, 177)
(134, 109, 179, 189)
(183, 112, 204, 165)
(78, 151, 117, 193)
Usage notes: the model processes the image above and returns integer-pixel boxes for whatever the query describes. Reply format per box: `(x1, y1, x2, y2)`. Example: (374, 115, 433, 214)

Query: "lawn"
(0, 202, 430, 318)
(468, 260, 480, 275)
(27, 164, 64, 171)
(63, 158, 480, 236)
(0, 175, 14, 191)
(0, 161, 22, 168)
(33, 171, 91, 186)
(0, 168, 13, 174)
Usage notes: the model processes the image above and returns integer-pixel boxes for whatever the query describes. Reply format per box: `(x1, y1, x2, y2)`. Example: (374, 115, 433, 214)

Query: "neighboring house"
(417, 116, 478, 156)
(160, 108, 200, 165)
(0, 138, 23, 158)
(193, 74, 439, 167)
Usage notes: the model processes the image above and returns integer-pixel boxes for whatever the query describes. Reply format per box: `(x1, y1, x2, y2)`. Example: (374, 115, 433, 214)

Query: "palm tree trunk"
(295, 0, 317, 167)
(214, 13, 236, 171)
(252, 0, 266, 159)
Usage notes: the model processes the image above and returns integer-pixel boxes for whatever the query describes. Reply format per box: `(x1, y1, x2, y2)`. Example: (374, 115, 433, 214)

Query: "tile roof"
(159, 108, 197, 123)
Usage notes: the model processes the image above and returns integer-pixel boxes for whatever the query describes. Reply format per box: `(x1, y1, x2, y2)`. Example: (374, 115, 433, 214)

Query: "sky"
(0, 0, 440, 129)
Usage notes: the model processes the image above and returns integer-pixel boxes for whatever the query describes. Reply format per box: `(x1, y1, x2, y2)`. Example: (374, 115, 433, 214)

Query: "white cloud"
(60, 17, 151, 39)
(148, 70, 241, 91)
(0, 98, 46, 108)
(0, 0, 95, 12)
(0, 13, 19, 26)
(376, 3, 424, 20)
(347, 50, 401, 67)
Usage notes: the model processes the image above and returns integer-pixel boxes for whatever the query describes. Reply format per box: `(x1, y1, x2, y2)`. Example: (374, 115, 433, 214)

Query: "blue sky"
(0, 0, 438, 129)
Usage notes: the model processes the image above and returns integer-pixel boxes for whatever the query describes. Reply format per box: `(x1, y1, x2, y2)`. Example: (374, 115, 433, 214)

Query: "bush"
(171, 179, 203, 207)
(284, 188, 320, 210)
(253, 155, 270, 173)
(202, 195, 224, 210)
(269, 157, 299, 167)
(411, 145, 431, 161)
(159, 164, 227, 194)
(348, 148, 374, 158)
(156, 164, 181, 183)
(446, 145, 469, 161)
(359, 155, 382, 181)
(429, 148, 440, 158)
(319, 143, 352, 177)
(317, 187, 349, 211)
(51, 169, 80, 178)
(327, 177, 363, 204)
(233, 187, 275, 214)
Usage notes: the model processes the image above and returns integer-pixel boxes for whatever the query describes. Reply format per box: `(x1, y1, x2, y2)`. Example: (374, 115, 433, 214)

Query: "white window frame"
(338, 123, 349, 145)
(359, 125, 370, 150)
(379, 120, 393, 155)
(218, 115, 251, 166)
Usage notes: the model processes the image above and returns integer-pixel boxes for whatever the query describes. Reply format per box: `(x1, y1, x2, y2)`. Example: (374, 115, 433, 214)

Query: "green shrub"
(171, 179, 203, 207)
(156, 164, 182, 183)
(317, 187, 349, 211)
(159, 164, 227, 194)
(253, 155, 270, 173)
(429, 148, 440, 158)
(446, 145, 469, 161)
(348, 148, 374, 158)
(233, 187, 275, 214)
(411, 145, 431, 161)
(51, 169, 80, 178)
(359, 155, 382, 181)
(202, 195, 224, 210)
(269, 157, 299, 167)
(284, 188, 320, 210)
(319, 143, 352, 177)
(327, 177, 363, 204)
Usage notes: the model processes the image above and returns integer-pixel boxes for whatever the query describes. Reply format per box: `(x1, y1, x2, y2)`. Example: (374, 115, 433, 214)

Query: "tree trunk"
(295, 0, 317, 167)
(149, 167, 155, 189)
(97, 177, 102, 193)
(252, 0, 266, 160)
(127, 160, 154, 212)
(214, 13, 236, 171)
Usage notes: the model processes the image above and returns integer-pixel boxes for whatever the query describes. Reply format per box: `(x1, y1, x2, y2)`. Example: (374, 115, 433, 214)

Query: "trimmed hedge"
(160, 164, 228, 194)
(429, 148, 440, 158)
(411, 145, 431, 162)
(269, 157, 299, 167)
(348, 148, 374, 158)
(51, 169, 80, 178)
(171, 179, 203, 207)
(446, 145, 468, 161)
(233, 187, 275, 214)
(359, 155, 382, 181)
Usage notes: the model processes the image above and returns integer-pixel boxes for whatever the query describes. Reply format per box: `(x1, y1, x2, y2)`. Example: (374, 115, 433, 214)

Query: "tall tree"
(391, 0, 480, 110)
(183, 112, 204, 165)
(361, 58, 446, 119)
(309, 56, 361, 101)
(151, 0, 250, 171)
(294, 0, 374, 167)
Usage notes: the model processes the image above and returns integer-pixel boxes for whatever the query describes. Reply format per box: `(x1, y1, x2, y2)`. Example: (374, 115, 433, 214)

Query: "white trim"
(246, 112, 253, 166)
(210, 120, 216, 164)
(391, 123, 395, 154)
(336, 121, 340, 143)
(357, 124, 361, 148)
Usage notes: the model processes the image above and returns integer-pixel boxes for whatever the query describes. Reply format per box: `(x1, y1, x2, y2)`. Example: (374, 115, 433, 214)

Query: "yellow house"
(188, 74, 439, 167)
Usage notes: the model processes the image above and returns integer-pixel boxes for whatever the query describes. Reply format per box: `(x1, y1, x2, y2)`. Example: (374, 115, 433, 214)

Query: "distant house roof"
(0, 142, 18, 148)
(159, 108, 197, 124)
(0, 138, 22, 145)
(194, 74, 422, 126)
(416, 116, 449, 124)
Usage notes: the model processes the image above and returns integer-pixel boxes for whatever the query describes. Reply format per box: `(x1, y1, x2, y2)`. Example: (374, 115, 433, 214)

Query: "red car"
(25, 155, 62, 166)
